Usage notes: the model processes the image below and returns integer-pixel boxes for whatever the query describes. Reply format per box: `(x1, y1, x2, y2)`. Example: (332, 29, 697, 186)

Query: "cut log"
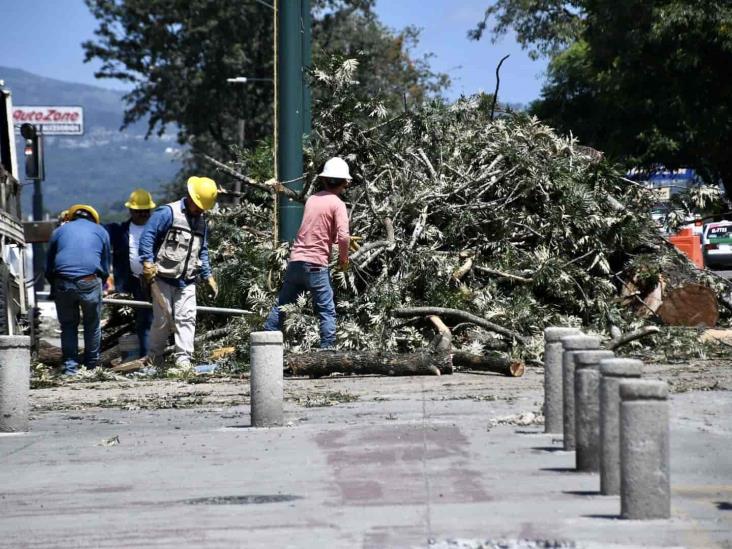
(37, 340, 120, 368)
(452, 351, 525, 377)
(285, 351, 453, 378)
(111, 357, 147, 373)
(37, 340, 62, 365)
(656, 283, 719, 327)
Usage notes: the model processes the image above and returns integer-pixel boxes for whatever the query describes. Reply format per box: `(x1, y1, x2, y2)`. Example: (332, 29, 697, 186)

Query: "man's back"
(49, 219, 110, 279)
(290, 190, 349, 266)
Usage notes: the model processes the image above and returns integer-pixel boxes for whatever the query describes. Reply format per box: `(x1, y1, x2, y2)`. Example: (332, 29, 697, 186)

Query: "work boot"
(175, 358, 193, 369)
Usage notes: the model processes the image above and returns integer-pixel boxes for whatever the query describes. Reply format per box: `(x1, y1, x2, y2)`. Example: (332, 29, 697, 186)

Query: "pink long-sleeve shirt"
(289, 190, 350, 266)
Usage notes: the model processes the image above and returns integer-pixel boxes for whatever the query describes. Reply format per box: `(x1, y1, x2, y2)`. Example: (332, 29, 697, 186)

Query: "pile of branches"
(201, 58, 725, 364)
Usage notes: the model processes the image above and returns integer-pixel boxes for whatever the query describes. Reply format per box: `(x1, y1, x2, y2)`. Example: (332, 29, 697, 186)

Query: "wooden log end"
(507, 360, 525, 377)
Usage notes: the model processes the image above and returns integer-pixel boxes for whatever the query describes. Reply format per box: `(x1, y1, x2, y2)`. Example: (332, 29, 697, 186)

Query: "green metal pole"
(301, 0, 312, 136)
(276, 0, 304, 242)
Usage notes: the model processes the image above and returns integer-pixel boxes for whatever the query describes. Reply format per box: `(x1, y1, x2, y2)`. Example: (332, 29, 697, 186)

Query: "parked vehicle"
(702, 220, 732, 269)
(0, 80, 30, 335)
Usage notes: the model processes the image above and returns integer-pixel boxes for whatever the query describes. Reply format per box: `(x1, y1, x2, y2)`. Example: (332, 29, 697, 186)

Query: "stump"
(656, 284, 719, 327)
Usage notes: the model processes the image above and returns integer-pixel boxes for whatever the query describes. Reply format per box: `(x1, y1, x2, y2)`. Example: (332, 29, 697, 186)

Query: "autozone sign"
(13, 106, 84, 135)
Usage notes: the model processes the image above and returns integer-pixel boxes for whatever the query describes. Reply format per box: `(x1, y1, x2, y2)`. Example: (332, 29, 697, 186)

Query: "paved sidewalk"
(0, 376, 730, 548)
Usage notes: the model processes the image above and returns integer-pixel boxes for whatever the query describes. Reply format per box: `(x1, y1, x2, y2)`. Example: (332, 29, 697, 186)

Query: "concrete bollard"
(573, 350, 614, 471)
(619, 380, 670, 519)
(0, 336, 31, 432)
(560, 334, 602, 450)
(250, 331, 284, 427)
(543, 327, 581, 434)
(599, 358, 643, 495)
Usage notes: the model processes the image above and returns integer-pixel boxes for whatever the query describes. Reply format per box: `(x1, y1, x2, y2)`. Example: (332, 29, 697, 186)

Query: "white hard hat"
(318, 157, 351, 180)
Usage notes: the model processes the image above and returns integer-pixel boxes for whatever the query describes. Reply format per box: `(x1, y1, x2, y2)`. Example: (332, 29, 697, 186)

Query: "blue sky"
(0, 0, 547, 105)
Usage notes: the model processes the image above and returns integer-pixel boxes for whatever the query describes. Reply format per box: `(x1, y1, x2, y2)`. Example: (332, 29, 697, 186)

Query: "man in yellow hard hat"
(104, 188, 156, 357)
(45, 204, 110, 375)
(138, 176, 219, 369)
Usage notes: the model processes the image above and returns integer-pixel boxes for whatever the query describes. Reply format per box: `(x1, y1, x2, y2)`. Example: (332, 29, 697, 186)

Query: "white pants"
(148, 281, 196, 366)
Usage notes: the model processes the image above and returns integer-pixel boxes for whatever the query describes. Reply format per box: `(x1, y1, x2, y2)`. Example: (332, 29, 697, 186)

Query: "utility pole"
(301, 0, 312, 136)
(275, 0, 311, 242)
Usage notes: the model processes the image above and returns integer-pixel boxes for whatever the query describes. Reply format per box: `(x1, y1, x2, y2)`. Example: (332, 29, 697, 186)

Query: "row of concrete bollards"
(0, 332, 286, 432)
(2, 329, 670, 520)
(543, 327, 670, 520)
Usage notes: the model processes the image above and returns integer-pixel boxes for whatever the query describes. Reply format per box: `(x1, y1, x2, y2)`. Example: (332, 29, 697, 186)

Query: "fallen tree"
(193, 57, 728, 367)
(54, 57, 725, 377)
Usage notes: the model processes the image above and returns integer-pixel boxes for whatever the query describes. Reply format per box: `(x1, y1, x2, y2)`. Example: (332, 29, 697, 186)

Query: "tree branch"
(200, 153, 302, 202)
(351, 217, 395, 263)
(474, 265, 533, 284)
(607, 326, 660, 350)
(393, 306, 529, 345)
(490, 54, 510, 121)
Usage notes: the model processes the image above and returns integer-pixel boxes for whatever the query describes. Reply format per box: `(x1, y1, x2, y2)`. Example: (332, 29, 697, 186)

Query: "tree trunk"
(452, 351, 525, 377)
(285, 351, 453, 378)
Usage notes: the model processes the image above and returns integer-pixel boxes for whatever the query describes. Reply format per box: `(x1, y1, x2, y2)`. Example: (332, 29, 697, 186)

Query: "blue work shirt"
(138, 198, 211, 288)
(46, 218, 111, 281)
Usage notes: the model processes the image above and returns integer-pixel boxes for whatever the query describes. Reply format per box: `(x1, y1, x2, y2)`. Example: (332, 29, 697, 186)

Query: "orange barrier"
(669, 228, 703, 268)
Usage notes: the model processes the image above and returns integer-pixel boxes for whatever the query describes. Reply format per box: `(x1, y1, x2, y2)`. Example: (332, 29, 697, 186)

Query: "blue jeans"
(53, 277, 102, 371)
(264, 261, 336, 348)
(128, 275, 152, 357)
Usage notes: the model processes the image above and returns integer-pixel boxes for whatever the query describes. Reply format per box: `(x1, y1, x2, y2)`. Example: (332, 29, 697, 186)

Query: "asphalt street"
(1, 377, 730, 548)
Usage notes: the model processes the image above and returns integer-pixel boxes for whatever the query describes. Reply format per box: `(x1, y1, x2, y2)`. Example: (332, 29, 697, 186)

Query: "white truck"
(0, 80, 30, 335)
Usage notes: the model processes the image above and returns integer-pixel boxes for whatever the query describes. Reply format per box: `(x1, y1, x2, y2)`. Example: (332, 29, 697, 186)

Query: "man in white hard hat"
(105, 188, 156, 357)
(264, 157, 351, 348)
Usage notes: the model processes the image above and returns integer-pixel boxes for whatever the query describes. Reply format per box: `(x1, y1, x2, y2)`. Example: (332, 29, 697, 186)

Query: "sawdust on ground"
(29, 359, 732, 413)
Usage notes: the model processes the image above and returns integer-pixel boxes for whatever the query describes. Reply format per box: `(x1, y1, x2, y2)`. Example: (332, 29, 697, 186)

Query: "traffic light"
(20, 123, 44, 180)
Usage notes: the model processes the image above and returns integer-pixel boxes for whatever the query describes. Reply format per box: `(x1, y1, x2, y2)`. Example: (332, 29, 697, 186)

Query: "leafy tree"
(82, 0, 448, 164)
(471, 1, 732, 195)
(469, 0, 585, 59)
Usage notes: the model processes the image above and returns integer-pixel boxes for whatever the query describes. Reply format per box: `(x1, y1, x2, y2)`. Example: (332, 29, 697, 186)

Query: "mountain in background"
(0, 66, 181, 221)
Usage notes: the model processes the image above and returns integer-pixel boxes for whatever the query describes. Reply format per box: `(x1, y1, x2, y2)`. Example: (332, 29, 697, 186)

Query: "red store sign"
(13, 106, 84, 135)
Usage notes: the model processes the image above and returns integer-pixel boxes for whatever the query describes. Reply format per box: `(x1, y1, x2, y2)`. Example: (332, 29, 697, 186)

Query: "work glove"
(349, 235, 363, 252)
(207, 276, 219, 299)
(142, 261, 158, 283)
(338, 259, 350, 273)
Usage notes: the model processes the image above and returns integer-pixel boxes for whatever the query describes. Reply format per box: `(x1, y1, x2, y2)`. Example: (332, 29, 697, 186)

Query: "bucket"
(119, 334, 140, 362)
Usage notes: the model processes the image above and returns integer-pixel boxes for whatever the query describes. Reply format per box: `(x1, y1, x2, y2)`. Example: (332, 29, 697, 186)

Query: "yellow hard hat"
(125, 188, 156, 210)
(68, 204, 100, 224)
(58, 209, 69, 223)
(186, 176, 218, 211)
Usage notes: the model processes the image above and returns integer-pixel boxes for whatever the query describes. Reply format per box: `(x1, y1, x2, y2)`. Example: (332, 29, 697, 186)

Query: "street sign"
(12, 106, 84, 135)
